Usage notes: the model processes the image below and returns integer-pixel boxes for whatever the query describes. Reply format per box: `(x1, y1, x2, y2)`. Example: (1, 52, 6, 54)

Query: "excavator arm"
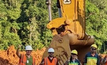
(43, 0, 94, 64)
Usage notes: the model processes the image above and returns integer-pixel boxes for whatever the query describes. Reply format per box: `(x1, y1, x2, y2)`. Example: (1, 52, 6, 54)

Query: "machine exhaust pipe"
(46, 0, 52, 21)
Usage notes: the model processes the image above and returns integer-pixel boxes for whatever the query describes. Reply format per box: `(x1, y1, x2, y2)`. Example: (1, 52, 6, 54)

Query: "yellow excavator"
(43, 0, 94, 64)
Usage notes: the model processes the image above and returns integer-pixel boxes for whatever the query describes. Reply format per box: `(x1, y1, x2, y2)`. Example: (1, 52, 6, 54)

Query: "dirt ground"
(0, 45, 107, 65)
(0, 45, 46, 65)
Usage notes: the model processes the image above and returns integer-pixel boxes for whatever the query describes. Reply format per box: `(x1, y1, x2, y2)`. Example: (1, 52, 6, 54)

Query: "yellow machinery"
(43, 0, 94, 64)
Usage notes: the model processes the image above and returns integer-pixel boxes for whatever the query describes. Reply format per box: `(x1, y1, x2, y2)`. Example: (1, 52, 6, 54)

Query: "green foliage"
(0, 0, 53, 50)
(36, 0, 52, 46)
(86, 0, 107, 53)
(0, 0, 107, 52)
(0, 21, 21, 50)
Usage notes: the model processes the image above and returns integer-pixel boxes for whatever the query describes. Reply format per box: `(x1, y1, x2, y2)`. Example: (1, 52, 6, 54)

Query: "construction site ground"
(0, 45, 46, 65)
(0, 45, 106, 65)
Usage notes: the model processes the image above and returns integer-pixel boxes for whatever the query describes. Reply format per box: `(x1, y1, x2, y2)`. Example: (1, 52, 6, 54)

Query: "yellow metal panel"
(47, 0, 85, 39)
(60, 0, 75, 19)
(44, 1, 95, 65)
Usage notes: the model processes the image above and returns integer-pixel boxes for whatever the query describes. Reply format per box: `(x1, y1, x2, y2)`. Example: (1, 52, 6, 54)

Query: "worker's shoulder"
(75, 59, 80, 63)
(85, 52, 92, 57)
(53, 57, 58, 60)
(20, 54, 34, 58)
(44, 57, 58, 60)
(86, 52, 91, 55)
(20, 54, 25, 57)
(86, 52, 99, 57)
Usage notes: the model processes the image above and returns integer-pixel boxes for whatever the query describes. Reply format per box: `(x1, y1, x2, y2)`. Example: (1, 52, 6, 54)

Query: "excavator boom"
(43, 0, 94, 64)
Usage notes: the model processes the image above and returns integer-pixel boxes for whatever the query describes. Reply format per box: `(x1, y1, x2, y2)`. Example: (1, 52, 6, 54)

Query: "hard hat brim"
(71, 53, 77, 55)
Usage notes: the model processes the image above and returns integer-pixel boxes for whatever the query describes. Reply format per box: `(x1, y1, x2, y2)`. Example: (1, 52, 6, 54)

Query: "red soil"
(0, 45, 46, 65)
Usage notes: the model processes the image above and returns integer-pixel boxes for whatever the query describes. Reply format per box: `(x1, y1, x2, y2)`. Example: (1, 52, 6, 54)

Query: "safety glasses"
(71, 53, 77, 55)
(48, 52, 54, 54)
(91, 48, 97, 50)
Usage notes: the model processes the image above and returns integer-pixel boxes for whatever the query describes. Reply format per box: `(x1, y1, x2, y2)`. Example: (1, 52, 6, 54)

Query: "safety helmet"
(71, 49, 78, 55)
(91, 44, 97, 49)
(48, 48, 54, 52)
(25, 45, 33, 50)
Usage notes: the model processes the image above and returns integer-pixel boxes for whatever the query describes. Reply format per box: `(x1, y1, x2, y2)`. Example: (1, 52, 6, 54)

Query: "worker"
(40, 48, 58, 65)
(64, 49, 81, 65)
(16, 45, 35, 65)
(84, 44, 100, 65)
(102, 55, 107, 65)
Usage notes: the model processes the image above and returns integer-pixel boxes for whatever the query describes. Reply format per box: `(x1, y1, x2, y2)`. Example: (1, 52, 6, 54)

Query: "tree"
(86, 0, 107, 52)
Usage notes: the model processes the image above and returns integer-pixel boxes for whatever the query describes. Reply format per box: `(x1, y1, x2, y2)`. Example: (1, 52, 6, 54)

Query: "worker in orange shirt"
(16, 45, 36, 65)
(102, 55, 107, 65)
(40, 48, 58, 65)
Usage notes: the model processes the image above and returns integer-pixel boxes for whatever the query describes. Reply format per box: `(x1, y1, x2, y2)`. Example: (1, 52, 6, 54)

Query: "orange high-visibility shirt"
(44, 57, 57, 65)
(19, 54, 35, 65)
(105, 61, 107, 65)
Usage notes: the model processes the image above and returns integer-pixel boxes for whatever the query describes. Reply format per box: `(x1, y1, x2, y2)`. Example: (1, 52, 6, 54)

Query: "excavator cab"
(42, 0, 94, 64)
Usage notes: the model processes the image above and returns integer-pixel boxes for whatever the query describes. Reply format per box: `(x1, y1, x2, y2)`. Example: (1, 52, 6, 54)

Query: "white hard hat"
(48, 48, 54, 52)
(25, 45, 33, 50)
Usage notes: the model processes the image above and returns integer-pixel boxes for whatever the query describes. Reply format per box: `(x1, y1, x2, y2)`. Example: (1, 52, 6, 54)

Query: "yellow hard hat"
(71, 49, 78, 55)
(91, 44, 97, 49)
